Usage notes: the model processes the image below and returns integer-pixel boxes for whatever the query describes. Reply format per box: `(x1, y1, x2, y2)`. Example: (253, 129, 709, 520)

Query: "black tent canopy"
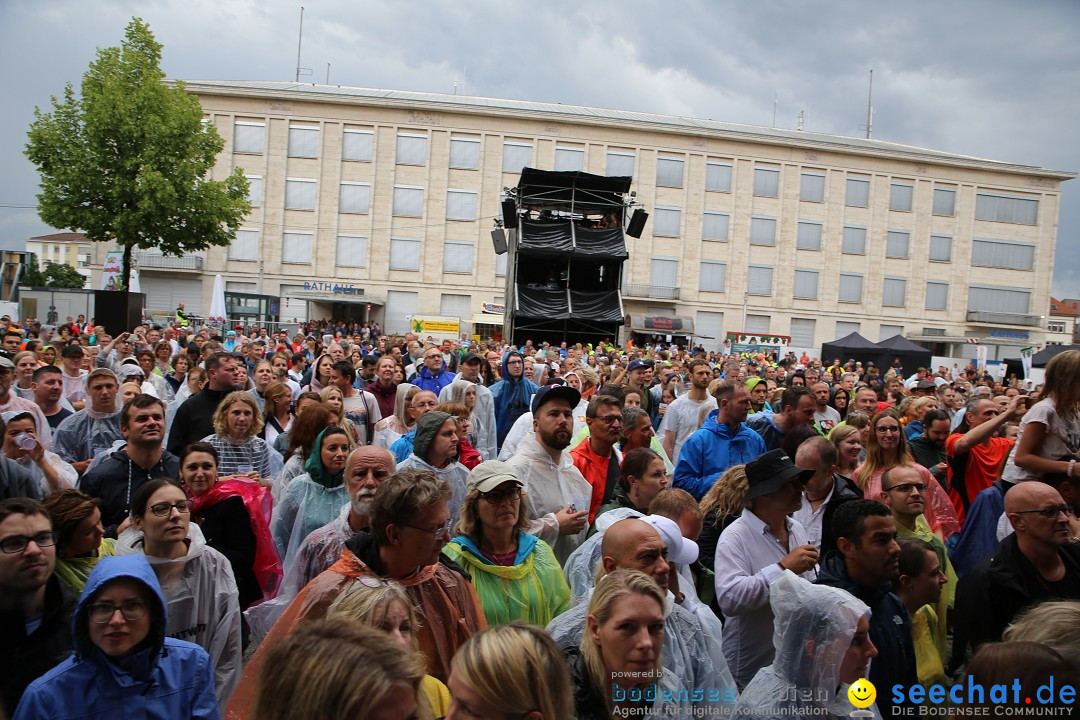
(877, 335, 932, 378)
(820, 332, 887, 371)
(516, 168, 631, 212)
(518, 220, 628, 258)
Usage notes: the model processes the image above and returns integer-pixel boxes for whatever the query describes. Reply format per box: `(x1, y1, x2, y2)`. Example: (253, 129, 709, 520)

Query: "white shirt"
(660, 394, 713, 465)
(714, 508, 814, 687)
(792, 486, 834, 552)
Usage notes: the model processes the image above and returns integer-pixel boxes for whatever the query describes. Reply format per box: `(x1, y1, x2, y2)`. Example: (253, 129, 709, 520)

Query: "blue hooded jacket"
(411, 361, 456, 396)
(673, 409, 766, 500)
(490, 351, 539, 449)
(13, 555, 220, 720)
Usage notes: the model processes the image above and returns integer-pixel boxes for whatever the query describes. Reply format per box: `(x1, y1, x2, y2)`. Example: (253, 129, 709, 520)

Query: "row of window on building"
(240, 174, 1038, 272)
(650, 256, 1030, 316)
(227, 230, 507, 277)
(229, 120, 1041, 226)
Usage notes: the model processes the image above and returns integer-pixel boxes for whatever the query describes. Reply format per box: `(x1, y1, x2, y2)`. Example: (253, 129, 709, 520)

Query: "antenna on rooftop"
(861, 69, 874, 139)
(326, 63, 331, 85)
(294, 7, 312, 83)
(797, 110, 805, 132)
(772, 93, 778, 128)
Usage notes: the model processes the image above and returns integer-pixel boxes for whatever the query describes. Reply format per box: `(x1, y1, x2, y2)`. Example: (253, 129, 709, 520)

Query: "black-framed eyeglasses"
(148, 500, 191, 517)
(404, 520, 453, 538)
(480, 487, 522, 504)
(884, 482, 926, 494)
(87, 599, 150, 624)
(594, 415, 622, 426)
(875, 426, 902, 434)
(1014, 505, 1072, 518)
(0, 531, 57, 554)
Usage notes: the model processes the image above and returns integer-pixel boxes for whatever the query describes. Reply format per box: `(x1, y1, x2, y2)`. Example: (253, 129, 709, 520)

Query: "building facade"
(28, 232, 92, 282)
(88, 80, 1073, 357)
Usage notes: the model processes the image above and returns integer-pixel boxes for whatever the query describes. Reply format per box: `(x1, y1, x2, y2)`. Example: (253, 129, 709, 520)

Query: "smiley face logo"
(847, 678, 877, 709)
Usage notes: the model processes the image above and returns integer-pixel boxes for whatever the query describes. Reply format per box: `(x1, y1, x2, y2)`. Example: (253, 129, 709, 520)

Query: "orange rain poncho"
(225, 533, 486, 719)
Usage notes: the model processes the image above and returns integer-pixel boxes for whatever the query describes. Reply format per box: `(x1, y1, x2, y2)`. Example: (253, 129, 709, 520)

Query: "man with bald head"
(950, 481, 1080, 672)
(547, 516, 737, 706)
(285, 446, 396, 589)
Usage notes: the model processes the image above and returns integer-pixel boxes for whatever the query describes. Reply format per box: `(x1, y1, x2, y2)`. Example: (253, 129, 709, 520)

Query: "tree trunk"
(121, 243, 132, 291)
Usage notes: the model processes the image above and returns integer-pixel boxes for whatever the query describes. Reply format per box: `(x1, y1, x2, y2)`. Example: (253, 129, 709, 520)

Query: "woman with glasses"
(116, 478, 242, 705)
(41, 489, 116, 595)
(181, 442, 280, 610)
(855, 409, 960, 541)
(443, 461, 570, 626)
(13, 554, 219, 720)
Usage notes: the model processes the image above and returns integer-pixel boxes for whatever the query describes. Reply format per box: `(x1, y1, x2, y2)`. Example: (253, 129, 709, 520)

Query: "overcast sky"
(2, 0, 1077, 297)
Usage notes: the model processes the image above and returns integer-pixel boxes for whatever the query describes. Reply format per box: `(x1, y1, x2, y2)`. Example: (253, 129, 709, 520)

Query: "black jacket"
(565, 646, 612, 720)
(816, 553, 916, 716)
(79, 447, 180, 537)
(0, 575, 76, 715)
(166, 387, 232, 456)
(196, 495, 261, 610)
(819, 474, 863, 556)
(950, 533, 1080, 673)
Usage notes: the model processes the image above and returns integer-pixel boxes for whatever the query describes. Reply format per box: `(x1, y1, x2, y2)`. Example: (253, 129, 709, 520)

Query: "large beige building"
(28, 232, 93, 282)
(90, 80, 1073, 357)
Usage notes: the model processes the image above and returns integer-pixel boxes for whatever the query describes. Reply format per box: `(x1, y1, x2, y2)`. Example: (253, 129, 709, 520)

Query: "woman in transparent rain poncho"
(269, 426, 351, 560)
(735, 571, 881, 719)
(373, 383, 419, 450)
(115, 477, 242, 706)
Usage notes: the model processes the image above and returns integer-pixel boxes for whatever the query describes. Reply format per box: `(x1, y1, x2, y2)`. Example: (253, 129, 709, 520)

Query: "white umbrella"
(209, 274, 227, 330)
(128, 267, 141, 293)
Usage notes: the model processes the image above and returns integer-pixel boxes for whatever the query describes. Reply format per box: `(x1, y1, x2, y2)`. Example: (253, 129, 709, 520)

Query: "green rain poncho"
(443, 531, 569, 627)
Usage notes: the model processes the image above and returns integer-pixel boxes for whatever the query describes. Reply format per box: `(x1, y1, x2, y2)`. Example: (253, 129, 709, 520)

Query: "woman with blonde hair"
(373, 383, 419, 449)
(201, 391, 277, 481)
(696, 465, 748, 575)
(444, 461, 569, 626)
(251, 618, 426, 720)
(1003, 349, 1080, 483)
(1004, 600, 1080, 671)
(327, 579, 448, 720)
(319, 385, 361, 447)
(448, 622, 573, 720)
(828, 424, 863, 481)
(568, 569, 683, 719)
(855, 409, 959, 540)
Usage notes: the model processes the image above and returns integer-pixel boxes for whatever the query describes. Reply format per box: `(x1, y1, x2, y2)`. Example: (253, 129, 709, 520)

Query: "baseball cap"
(460, 352, 483, 365)
(641, 515, 699, 564)
(531, 383, 581, 414)
(743, 449, 815, 501)
(916, 379, 937, 392)
(627, 359, 648, 372)
(465, 461, 523, 494)
(0, 354, 14, 370)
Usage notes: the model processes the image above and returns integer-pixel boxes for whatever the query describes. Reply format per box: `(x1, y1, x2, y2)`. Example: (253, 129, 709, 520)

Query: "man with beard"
(745, 377, 771, 416)
(810, 381, 840, 436)
(505, 384, 590, 564)
(284, 446, 395, 590)
(908, 409, 951, 489)
(816, 500, 913, 716)
(167, 352, 243, 455)
(660, 359, 713, 466)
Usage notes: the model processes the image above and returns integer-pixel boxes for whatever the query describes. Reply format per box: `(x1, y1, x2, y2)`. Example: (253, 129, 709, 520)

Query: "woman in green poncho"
(443, 460, 570, 627)
(41, 488, 117, 594)
(269, 426, 351, 560)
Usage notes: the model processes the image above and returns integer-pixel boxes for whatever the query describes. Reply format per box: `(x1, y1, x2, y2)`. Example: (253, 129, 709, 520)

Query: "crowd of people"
(1, 311, 1078, 719)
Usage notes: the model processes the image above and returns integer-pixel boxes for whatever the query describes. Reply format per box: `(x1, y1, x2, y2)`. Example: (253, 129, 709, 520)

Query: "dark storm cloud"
(1, 0, 1076, 295)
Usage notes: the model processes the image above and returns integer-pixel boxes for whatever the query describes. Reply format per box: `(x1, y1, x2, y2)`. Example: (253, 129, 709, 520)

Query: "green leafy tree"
(25, 17, 250, 289)
(43, 261, 87, 289)
(19, 257, 85, 289)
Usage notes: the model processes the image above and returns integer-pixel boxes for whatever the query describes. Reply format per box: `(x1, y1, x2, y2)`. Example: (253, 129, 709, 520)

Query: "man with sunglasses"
(0, 498, 75, 715)
(951, 481, 1080, 672)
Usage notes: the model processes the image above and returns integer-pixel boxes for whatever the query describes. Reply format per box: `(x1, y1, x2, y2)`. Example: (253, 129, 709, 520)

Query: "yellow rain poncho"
(443, 531, 569, 626)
